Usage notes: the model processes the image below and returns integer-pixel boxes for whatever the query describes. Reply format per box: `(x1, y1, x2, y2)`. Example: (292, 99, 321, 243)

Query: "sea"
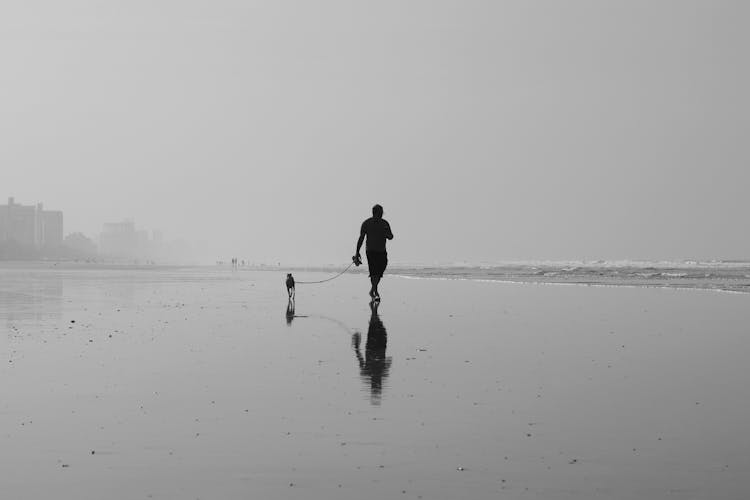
(3, 260, 750, 294)
(278, 260, 750, 294)
(382, 260, 750, 294)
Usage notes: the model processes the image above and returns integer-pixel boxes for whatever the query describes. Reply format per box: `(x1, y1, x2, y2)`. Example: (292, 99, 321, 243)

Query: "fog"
(2, 1, 748, 264)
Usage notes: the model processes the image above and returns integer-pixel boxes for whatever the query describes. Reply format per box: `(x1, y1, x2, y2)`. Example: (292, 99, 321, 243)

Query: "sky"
(1, 0, 748, 264)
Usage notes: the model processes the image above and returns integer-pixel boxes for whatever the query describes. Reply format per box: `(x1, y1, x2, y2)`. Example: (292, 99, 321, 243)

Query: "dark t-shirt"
(360, 217, 393, 252)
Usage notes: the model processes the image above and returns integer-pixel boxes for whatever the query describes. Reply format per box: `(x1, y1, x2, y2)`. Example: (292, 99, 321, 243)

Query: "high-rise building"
(99, 220, 137, 258)
(99, 221, 166, 261)
(42, 210, 64, 248)
(0, 197, 64, 249)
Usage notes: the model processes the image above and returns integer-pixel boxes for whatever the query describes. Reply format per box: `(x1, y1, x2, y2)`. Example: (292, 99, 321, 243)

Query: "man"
(355, 204, 393, 300)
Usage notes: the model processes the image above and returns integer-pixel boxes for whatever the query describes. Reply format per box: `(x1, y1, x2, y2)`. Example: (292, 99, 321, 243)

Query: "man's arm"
(356, 221, 366, 255)
(386, 221, 393, 240)
(356, 233, 365, 255)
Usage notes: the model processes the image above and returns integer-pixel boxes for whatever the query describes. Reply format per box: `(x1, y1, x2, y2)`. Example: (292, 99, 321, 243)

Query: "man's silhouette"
(355, 204, 393, 300)
(285, 273, 295, 299)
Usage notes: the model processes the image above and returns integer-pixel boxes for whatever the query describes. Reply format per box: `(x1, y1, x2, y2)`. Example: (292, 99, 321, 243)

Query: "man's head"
(372, 204, 383, 218)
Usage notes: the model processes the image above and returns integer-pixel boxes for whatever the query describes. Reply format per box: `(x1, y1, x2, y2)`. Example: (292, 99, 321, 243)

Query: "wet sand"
(1, 265, 749, 499)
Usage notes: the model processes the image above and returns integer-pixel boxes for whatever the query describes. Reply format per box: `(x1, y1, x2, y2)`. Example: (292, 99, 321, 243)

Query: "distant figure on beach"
(286, 273, 295, 298)
(355, 204, 393, 300)
(352, 300, 391, 405)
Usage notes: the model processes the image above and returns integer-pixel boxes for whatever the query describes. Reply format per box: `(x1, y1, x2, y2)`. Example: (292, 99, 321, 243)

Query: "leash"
(295, 261, 356, 285)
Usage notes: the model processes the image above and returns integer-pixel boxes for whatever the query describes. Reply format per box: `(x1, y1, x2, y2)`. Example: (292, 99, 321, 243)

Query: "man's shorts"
(366, 251, 388, 279)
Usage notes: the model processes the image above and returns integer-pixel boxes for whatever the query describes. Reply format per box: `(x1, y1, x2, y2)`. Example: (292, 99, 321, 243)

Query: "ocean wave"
(390, 273, 750, 295)
(386, 262, 750, 294)
(417, 259, 750, 270)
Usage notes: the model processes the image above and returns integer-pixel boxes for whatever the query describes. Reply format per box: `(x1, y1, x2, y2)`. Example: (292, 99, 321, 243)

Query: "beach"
(1, 264, 749, 499)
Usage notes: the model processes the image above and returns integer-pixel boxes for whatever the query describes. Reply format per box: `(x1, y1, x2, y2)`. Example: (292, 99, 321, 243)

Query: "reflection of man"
(355, 204, 393, 300)
(352, 301, 391, 405)
(285, 298, 295, 326)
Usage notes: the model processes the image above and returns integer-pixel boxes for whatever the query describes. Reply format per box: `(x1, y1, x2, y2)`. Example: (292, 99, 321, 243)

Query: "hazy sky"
(2, 1, 748, 264)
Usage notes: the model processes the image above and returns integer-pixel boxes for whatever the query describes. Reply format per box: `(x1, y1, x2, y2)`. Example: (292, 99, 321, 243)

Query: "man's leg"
(372, 276, 381, 299)
(366, 251, 385, 299)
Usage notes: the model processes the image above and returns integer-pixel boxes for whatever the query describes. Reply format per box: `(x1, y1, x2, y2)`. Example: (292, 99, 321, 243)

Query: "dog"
(285, 273, 295, 298)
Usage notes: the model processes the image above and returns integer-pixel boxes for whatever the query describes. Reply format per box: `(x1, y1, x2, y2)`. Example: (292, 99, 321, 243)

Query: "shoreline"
(388, 273, 750, 295)
(2, 260, 749, 294)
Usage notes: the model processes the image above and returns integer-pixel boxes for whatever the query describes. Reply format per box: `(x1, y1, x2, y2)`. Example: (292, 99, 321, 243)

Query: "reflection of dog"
(286, 273, 295, 298)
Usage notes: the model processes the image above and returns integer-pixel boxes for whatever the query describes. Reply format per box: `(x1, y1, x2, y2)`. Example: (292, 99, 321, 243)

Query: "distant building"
(99, 221, 164, 261)
(0, 197, 64, 249)
(64, 232, 97, 256)
(42, 210, 63, 247)
(99, 220, 137, 258)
